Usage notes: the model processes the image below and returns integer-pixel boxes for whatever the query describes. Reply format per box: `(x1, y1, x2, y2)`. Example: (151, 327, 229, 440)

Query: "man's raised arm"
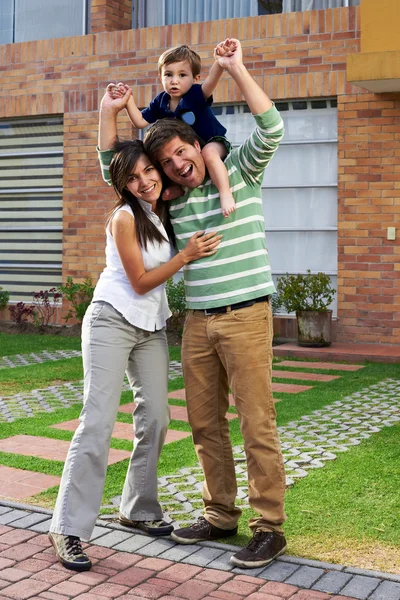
(214, 38, 273, 115)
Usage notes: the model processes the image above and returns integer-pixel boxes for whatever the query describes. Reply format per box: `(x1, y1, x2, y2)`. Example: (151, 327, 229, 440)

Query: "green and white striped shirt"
(98, 105, 284, 310)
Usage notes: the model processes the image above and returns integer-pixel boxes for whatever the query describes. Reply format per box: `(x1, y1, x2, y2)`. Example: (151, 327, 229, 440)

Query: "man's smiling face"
(157, 136, 206, 189)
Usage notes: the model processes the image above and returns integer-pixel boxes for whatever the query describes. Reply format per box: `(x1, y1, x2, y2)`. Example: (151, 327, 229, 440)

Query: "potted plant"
(276, 270, 336, 347)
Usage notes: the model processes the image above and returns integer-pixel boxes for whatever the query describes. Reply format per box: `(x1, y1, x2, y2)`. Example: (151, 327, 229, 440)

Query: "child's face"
(160, 60, 200, 100)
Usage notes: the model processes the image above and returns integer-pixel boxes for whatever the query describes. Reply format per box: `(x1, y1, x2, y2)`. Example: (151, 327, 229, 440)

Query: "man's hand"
(214, 38, 242, 71)
(100, 82, 132, 114)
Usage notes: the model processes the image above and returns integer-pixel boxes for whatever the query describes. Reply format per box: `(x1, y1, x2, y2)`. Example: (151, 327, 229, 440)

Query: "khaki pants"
(50, 301, 170, 541)
(182, 300, 286, 533)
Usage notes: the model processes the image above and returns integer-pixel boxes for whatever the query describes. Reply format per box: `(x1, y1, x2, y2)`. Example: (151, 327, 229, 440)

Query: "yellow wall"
(361, 0, 400, 53)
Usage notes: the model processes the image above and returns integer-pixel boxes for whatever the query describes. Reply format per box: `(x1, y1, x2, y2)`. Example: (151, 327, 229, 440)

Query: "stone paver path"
(118, 402, 238, 421)
(0, 466, 61, 501)
(0, 435, 131, 464)
(272, 369, 340, 382)
(0, 349, 82, 369)
(278, 361, 365, 371)
(0, 506, 399, 600)
(52, 419, 192, 443)
(0, 360, 183, 422)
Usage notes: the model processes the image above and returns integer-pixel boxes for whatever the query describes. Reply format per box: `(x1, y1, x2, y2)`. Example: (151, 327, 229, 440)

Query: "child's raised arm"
(110, 82, 150, 130)
(201, 38, 237, 101)
(125, 94, 150, 130)
(201, 55, 224, 101)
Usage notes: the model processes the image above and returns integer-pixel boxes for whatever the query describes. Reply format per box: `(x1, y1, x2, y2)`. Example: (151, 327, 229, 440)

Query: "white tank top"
(93, 202, 173, 331)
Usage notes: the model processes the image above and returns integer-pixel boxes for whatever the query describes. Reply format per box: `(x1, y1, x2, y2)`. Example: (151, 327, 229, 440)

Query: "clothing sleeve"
(97, 147, 115, 186)
(141, 95, 161, 124)
(234, 105, 284, 187)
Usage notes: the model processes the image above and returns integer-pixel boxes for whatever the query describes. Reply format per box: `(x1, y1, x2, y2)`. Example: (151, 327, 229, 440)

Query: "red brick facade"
(0, 4, 399, 343)
(90, 0, 132, 33)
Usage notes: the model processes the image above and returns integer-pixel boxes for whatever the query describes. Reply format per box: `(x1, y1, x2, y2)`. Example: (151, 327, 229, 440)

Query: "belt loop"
(226, 305, 232, 313)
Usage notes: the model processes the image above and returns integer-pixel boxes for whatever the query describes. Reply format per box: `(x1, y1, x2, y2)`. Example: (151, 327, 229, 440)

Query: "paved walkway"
(0, 502, 400, 600)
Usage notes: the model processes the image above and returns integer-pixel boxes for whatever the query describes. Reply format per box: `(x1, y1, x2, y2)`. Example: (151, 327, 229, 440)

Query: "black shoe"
(230, 529, 287, 568)
(48, 532, 92, 572)
(171, 517, 237, 545)
(118, 514, 173, 536)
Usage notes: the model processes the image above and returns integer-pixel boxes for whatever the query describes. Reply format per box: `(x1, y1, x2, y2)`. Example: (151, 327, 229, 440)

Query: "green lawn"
(1, 333, 399, 574)
(0, 332, 81, 355)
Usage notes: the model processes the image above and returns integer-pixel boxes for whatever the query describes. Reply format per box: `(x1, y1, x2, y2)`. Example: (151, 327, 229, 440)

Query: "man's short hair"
(158, 44, 201, 77)
(144, 118, 204, 164)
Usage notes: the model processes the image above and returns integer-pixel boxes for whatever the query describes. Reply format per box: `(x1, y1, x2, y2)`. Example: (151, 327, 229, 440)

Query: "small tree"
(166, 278, 186, 317)
(58, 276, 94, 322)
(276, 271, 335, 313)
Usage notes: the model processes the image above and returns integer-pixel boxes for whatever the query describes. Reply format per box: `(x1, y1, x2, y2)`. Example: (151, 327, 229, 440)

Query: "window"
(215, 100, 338, 315)
(0, 0, 89, 44)
(0, 116, 63, 303)
(134, 0, 360, 28)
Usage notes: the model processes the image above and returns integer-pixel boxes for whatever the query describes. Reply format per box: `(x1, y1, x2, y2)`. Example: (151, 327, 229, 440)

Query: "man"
(99, 38, 286, 569)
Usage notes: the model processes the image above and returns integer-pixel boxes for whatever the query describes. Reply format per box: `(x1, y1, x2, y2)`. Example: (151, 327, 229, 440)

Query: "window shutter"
(0, 116, 63, 303)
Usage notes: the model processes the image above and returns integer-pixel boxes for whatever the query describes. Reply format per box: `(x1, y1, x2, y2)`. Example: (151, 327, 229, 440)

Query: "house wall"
(0, 4, 399, 343)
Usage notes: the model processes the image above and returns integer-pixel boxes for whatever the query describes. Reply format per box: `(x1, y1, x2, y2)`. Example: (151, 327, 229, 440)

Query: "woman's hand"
(180, 231, 222, 264)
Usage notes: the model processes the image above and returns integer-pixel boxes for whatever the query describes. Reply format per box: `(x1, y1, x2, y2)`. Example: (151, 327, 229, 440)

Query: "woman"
(48, 87, 221, 573)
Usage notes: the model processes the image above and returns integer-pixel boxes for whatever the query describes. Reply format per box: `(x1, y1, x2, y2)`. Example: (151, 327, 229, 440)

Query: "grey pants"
(50, 301, 170, 541)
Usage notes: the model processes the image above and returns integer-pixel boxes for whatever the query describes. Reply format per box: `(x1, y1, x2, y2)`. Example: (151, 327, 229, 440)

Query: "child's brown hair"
(158, 44, 201, 77)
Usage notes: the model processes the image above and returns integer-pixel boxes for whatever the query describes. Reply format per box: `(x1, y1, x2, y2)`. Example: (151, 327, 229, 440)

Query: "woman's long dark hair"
(108, 140, 176, 250)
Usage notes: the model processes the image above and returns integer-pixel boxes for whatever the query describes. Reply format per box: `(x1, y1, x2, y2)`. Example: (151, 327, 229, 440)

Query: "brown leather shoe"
(230, 529, 287, 568)
(171, 517, 237, 544)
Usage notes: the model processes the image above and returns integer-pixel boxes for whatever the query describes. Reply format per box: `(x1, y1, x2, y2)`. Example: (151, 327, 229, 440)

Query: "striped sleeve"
(236, 106, 284, 187)
(97, 147, 115, 186)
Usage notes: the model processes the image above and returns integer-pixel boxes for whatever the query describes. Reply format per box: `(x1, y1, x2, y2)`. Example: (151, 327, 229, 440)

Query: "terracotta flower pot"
(296, 310, 333, 347)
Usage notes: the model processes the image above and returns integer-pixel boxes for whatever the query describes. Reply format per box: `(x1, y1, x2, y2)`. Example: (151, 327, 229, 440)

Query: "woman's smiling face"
(125, 154, 163, 206)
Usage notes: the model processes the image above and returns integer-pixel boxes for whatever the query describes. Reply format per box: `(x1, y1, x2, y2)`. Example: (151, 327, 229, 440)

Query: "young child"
(112, 39, 237, 217)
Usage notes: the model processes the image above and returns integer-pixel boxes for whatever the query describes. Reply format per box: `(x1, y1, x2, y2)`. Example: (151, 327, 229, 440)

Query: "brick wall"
(90, 0, 132, 33)
(0, 5, 398, 342)
(337, 94, 400, 343)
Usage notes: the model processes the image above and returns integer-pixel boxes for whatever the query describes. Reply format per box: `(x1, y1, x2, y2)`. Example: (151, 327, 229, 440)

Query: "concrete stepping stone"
(0, 465, 60, 500)
(272, 382, 313, 393)
(272, 370, 340, 382)
(0, 435, 130, 464)
(278, 360, 364, 371)
(51, 420, 191, 443)
(118, 403, 238, 421)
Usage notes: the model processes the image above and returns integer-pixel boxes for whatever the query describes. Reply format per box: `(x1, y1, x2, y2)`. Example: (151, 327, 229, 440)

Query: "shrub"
(166, 277, 186, 316)
(0, 286, 9, 311)
(58, 276, 94, 322)
(32, 287, 62, 327)
(271, 292, 283, 315)
(276, 270, 335, 313)
(9, 302, 35, 324)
